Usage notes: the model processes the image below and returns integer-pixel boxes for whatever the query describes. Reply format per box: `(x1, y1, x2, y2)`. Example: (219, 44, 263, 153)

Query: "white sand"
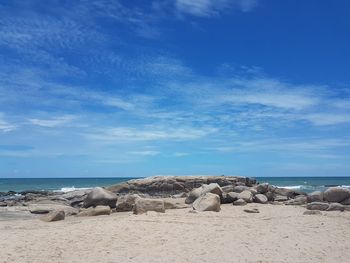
(1, 204, 350, 263)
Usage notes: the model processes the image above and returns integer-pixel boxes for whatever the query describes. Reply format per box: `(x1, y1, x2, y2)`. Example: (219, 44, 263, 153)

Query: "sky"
(0, 0, 350, 178)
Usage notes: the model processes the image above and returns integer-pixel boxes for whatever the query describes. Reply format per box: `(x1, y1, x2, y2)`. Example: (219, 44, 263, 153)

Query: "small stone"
(244, 208, 259, 213)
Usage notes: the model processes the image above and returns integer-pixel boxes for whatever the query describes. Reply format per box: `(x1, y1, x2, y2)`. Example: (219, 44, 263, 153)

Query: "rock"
(192, 193, 220, 212)
(274, 195, 289, 202)
(285, 195, 307, 205)
(107, 175, 255, 197)
(232, 185, 250, 193)
(341, 197, 350, 205)
(324, 187, 350, 203)
(249, 188, 258, 195)
(28, 203, 78, 215)
(237, 190, 253, 203)
(256, 183, 269, 194)
(233, 199, 247, 206)
(307, 191, 324, 203)
(40, 210, 65, 222)
(254, 194, 268, 204)
(185, 183, 223, 204)
(221, 185, 235, 193)
(303, 210, 322, 215)
(133, 198, 165, 214)
(306, 202, 329, 211)
(163, 198, 189, 209)
(326, 203, 345, 211)
(83, 187, 118, 208)
(115, 194, 140, 212)
(244, 208, 259, 213)
(265, 191, 275, 201)
(172, 192, 187, 198)
(274, 187, 306, 198)
(78, 206, 111, 216)
(0, 201, 7, 207)
(221, 192, 239, 204)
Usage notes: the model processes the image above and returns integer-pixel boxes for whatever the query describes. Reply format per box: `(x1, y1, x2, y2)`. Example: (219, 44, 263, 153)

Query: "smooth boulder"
(133, 198, 165, 214)
(324, 187, 350, 203)
(83, 187, 118, 208)
(307, 191, 324, 203)
(192, 193, 220, 212)
(254, 194, 268, 204)
(116, 194, 140, 212)
(40, 210, 65, 222)
(237, 190, 253, 203)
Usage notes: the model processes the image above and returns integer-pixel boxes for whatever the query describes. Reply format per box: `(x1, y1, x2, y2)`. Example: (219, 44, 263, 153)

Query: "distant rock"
(307, 191, 324, 203)
(254, 194, 268, 204)
(324, 187, 350, 203)
(78, 206, 111, 216)
(233, 199, 247, 206)
(237, 190, 253, 203)
(116, 194, 140, 212)
(83, 187, 117, 208)
(133, 198, 165, 214)
(40, 210, 65, 222)
(192, 193, 220, 212)
(306, 202, 329, 211)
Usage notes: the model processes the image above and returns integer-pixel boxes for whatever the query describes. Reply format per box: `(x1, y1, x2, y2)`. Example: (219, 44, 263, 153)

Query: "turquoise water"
(1, 177, 350, 193)
(0, 177, 135, 193)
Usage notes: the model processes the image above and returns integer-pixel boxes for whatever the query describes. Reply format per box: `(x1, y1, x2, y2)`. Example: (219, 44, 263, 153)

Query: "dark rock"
(221, 192, 239, 204)
(83, 187, 117, 208)
(306, 202, 329, 211)
(265, 191, 275, 201)
(341, 197, 350, 205)
(324, 187, 350, 203)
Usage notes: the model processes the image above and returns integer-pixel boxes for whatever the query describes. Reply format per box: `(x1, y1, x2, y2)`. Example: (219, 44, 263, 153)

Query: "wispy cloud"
(28, 115, 78, 128)
(0, 113, 16, 132)
(129, 150, 160, 156)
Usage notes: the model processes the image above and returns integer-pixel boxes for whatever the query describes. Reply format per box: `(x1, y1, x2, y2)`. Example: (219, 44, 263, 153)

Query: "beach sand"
(1, 204, 349, 263)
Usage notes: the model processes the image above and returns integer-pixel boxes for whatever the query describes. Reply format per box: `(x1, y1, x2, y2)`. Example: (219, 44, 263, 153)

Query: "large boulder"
(324, 187, 350, 203)
(237, 190, 253, 203)
(307, 191, 324, 203)
(133, 198, 165, 214)
(83, 187, 117, 208)
(254, 194, 268, 204)
(306, 202, 329, 211)
(192, 193, 220, 212)
(185, 183, 223, 204)
(256, 183, 269, 194)
(326, 203, 345, 211)
(78, 206, 111, 216)
(40, 210, 65, 222)
(116, 194, 140, 212)
(221, 192, 239, 204)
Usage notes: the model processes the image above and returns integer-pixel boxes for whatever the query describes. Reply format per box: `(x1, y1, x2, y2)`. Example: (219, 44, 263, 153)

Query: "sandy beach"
(1, 204, 349, 263)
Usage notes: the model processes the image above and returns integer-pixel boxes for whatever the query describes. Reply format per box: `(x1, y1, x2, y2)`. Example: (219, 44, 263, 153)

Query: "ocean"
(1, 176, 350, 193)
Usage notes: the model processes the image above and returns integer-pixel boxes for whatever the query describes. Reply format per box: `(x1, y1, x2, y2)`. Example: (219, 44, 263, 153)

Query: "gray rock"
(285, 195, 307, 205)
(232, 185, 250, 193)
(83, 187, 118, 208)
(133, 198, 165, 214)
(254, 194, 268, 204)
(326, 203, 345, 211)
(40, 210, 65, 222)
(78, 205, 111, 216)
(185, 183, 223, 204)
(307, 191, 324, 203)
(237, 190, 253, 203)
(116, 194, 140, 212)
(163, 198, 189, 209)
(244, 208, 259, 213)
(324, 187, 350, 203)
(341, 197, 350, 205)
(306, 202, 329, 211)
(256, 183, 269, 194)
(249, 188, 258, 196)
(233, 199, 247, 206)
(28, 203, 78, 215)
(303, 210, 322, 215)
(274, 195, 289, 202)
(265, 191, 275, 201)
(222, 192, 239, 204)
(221, 185, 235, 193)
(192, 193, 220, 212)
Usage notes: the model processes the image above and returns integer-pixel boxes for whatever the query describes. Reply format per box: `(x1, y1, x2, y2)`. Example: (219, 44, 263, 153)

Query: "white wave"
(341, 185, 350, 188)
(54, 186, 91, 193)
(279, 185, 303, 190)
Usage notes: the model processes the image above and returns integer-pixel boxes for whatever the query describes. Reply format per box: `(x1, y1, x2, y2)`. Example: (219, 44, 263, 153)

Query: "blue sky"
(1, 0, 350, 178)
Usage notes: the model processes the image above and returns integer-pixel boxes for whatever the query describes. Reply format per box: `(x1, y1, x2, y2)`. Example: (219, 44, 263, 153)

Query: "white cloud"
(130, 150, 160, 156)
(301, 113, 350, 126)
(0, 113, 16, 132)
(28, 115, 78, 128)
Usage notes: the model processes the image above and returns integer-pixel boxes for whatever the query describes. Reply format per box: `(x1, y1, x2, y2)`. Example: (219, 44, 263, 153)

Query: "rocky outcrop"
(107, 176, 256, 197)
(78, 206, 111, 216)
(306, 202, 329, 211)
(133, 198, 165, 214)
(115, 194, 140, 212)
(83, 187, 117, 208)
(40, 210, 65, 222)
(185, 183, 223, 204)
(192, 193, 221, 212)
(324, 187, 350, 203)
